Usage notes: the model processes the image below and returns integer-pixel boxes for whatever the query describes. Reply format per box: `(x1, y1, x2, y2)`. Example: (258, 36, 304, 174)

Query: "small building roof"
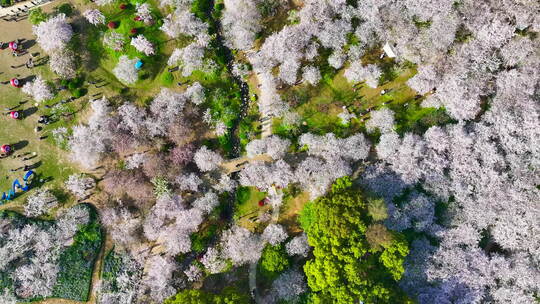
(383, 42, 397, 58)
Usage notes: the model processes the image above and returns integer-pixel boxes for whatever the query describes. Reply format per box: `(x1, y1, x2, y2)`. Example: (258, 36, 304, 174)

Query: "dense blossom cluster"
(22, 75, 54, 102)
(0, 206, 90, 299)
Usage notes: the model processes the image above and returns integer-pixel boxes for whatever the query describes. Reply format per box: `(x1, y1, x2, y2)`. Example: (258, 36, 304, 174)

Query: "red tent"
(10, 78, 20, 88)
(1, 145, 11, 154)
(8, 41, 18, 51)
(10, 111, 19, 119)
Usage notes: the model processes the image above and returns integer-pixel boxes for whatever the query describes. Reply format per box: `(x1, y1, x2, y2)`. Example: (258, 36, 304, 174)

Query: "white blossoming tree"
(33, 14, 73, 53)
(22, 75, 54, 102)
(49, 49, 76, 79)
(103, 32, 125, 51)
(193, 146, 223, 172)
(113, 56, 139, 85)
(135, 3, 153, 24)
(25, 189, 58, 217)
(83, 9, 105, 25)
(344, 62, 381, 88)
(65, 174, 96, 199)
(131, 35, 155, 56)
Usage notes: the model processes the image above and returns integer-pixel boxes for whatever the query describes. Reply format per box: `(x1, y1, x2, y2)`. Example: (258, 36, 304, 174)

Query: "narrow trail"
(207, 3, 266, 303)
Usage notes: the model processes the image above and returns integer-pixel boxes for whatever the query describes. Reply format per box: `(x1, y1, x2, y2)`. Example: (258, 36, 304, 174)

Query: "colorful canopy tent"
(135, 60, 143, 70)
(10, 111, 19, 119)
(8, 41, 18, 51)
(1, 145, 11, 154)
(10, 78, 20, 88)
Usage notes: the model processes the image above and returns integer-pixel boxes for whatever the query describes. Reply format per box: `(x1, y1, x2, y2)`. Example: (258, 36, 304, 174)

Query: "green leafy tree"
(151, 176, 171, 197)
(28, 8, 48, 25)
(259, 244, 290, 279)
(164, 287, 251, 304)
(367, 198, 388, 221)
(299, 177, 410, 303)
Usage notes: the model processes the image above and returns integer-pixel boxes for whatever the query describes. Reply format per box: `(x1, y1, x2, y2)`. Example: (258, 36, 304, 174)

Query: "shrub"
(55, 3, 73, 17)
(28, 8, 48, 24)
(160, 71, 174, 86)
(0, 0, 12, 7)
(259, 244, 290, 280)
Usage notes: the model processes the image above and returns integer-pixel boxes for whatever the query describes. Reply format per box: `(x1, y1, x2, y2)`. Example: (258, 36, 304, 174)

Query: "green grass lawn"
(234, 186, 268, 231)
(0, 84, 77, 204)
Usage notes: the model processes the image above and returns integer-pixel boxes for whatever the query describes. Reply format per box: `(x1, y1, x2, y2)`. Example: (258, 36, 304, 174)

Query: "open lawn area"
(234, 186, 269, 231)
(0, 2, 80, 205)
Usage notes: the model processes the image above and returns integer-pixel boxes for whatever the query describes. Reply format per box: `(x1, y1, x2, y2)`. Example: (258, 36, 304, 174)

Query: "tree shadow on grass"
(28, 160, 41, 170)
(21, 39, 36, 50)
(22, 106, 37, 118)
(12, 140, 28, 150)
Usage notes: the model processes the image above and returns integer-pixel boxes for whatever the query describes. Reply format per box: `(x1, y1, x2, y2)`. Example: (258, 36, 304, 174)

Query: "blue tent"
(135, 60, 143, 70)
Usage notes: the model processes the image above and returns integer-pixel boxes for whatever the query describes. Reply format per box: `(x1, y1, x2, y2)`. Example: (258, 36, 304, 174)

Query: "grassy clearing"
(234, 186, 269, 231)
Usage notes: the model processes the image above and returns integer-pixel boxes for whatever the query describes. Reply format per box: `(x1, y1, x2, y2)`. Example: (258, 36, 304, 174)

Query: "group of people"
(7, 152, 37, 173)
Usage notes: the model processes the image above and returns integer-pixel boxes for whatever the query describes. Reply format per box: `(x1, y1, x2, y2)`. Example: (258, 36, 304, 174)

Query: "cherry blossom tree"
(285, 233, 310, 257)
(69, 97, 113, 169)
(167, 43, 205, 76)
(338, 108, 356, 125)
(185, 82, 205, 105)
(299, 132, 370, 162)
(131, 35, 155, 56)
(22, 75, 54, 102)
(140, 255, 177, 302)
(101, 203, 143, 249)
(270, 269, 307, 302)
(262, 224, 288, 245)
(302, 65, 321, 85)
(365, 108, 395, 134)
(222, 0, 262, 50)
(169, 143, 194, 166)
(135, 3, 153, 24)
(175, 173, 202, 192)
(25, 189, 58, 217)
(200, 247, 227, 274)
(160, 11, 209, 45)
(184, 264, 202, 282)
(83, 9, 105, 25)
(246, 135, 291, 159)
(33, 13, 73, 53)
(113, 56, 139, 85)
(344, 62, 381, 88)
(147, 88, 187, 137)
(212, 174, 238, 193)
(65, 174, 95, 200)
(49, 49, 77, 79)
(118, 102, 147, 136)
(192, 191, 219, 214)
(239, 160, 295, 190)
(295, 157, 352, 199)
(95, 0, 114, 5)
(193, 146, 223, 172)
(125, 153, 146, 169)
(221, 225, 264, 265)
(256, 72, 289, 118)
(103, 32, 125, 51)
